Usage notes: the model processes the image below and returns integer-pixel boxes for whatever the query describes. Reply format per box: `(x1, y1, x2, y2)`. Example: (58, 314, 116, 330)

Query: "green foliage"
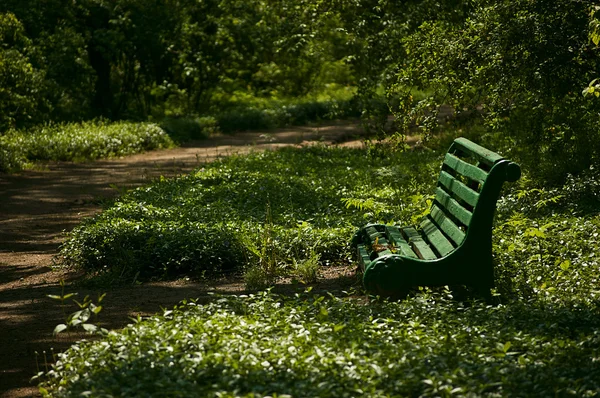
(493, 170, 600, 301)
(60, 145, 439, 283)
(244, 203, 280, 291)
(0, 0, 356, 126)
(213, 91, 360, 133)
(46, 280, 108, 337)
(333, 0, 472, 133)
(43, 131, 600, 397)
(0, 12, 48, 131)
(159, 117, 217, 142)
(39, 290, 600, 396)
(293, 248, 321, 284)
(0, 120, 173, 171)
(390, 0, 600, 181)
(589, 5, 600, 46)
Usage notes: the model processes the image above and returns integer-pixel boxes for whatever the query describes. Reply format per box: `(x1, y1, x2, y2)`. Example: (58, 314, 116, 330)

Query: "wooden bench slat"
(420, 218, 455, 257)
(366, 226, 395, 259)
(430, 205, 466, 246)
(438, 170, 480, 207)
(443, 153, 488, 185)
(402, 227, 437, 260)
(386, 225, 418, 258)
(452, 137, 503, 167)
(435, 187, 473, 227)
(366, 226, 382, 244)
(357, 244, 371, 269)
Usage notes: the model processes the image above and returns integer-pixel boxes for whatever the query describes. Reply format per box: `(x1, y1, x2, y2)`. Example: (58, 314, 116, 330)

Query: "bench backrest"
(424, 138, 521, 256)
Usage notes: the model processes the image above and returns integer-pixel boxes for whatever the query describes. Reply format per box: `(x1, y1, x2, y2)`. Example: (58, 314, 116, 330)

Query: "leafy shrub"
(60, 145, 440, 282)
(0, 12, 49, 132)
(492, 170, 600, 303)
(45, 133, 600, 396)
(159, 116, 218, 141)
(214, 94, 360, 133)
(0, 138, 27, 173)
(0, 120, 174, 171)
(293, 249, 320, 284)
(40, 291, 600, 397)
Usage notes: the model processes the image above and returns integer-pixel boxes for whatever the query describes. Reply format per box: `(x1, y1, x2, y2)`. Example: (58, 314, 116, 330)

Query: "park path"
(0, 121, 365, 397)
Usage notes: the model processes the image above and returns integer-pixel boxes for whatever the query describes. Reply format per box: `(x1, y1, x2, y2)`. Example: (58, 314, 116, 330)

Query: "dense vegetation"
(4, 0, 600, 394)
(40, 291, 600, 397)
(45, 143, 600, 395)
(3, 0, 600, 179)
(0, 121, 174, 172)
(59, 145, 439, 286)
(0, 0, 353, 130)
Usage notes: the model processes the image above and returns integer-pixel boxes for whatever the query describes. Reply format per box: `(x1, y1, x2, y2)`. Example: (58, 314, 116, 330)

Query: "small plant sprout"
(47, 281, 108, 336)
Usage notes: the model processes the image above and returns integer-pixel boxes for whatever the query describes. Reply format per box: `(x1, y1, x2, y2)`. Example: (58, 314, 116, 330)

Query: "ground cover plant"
(60, 145, 440, 285)
(0, 91, 358, 173)
(40, 289, 600, 397)
(0, 120, 174, 172)
(44, 138, 600, 396)
(161, 87, 363, 141)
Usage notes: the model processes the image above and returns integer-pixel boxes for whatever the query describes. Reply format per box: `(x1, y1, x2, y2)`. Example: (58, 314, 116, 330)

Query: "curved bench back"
(425, 138, 521, 256)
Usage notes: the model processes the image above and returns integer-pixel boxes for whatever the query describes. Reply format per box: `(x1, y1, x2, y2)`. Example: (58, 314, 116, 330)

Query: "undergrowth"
(212, 91, 361, 133)
(39, 290, 600, 397)
(60, 145, 440, 284)
(0, 88, 364, 173)
(44, 139, 600, 396)
(0, 120, 174, 172)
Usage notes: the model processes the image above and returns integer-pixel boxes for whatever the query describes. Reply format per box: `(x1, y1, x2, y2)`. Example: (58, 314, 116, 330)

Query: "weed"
(293, 248, 320, 284)
(46, 280, 108, 336)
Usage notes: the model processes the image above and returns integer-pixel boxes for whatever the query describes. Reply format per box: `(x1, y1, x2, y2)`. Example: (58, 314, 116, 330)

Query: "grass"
(39, 134, 600, 396)
(0, 89, 365, 173)
(208, 87, 361, 133)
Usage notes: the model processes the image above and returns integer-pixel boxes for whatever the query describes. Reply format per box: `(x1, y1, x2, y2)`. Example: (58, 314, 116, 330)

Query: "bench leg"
(363, 257, 411, 300)
(467, 257, 495, 303)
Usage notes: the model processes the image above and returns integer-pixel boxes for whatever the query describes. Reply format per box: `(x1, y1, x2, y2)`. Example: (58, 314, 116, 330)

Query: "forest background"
(2, 0, 600, 181)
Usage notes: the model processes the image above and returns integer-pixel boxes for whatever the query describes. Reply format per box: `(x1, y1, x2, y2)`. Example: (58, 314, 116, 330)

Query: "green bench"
(351, 137, 521, 300)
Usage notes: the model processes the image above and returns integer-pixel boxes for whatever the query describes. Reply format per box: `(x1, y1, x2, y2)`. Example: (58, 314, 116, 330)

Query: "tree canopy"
(2, 0, 600, 180)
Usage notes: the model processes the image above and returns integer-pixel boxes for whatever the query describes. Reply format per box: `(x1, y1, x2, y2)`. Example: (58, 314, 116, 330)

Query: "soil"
(0, 121, 386, 397)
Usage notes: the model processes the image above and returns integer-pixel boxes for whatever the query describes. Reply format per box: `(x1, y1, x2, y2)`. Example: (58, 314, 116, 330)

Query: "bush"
(0, 12, 48, 132)
(0, 138, 27, 173)
(0, 120, 174, 171)
(213, 92, 360, 133)
(44, 134, 600, 396)
(159, 116, 218, 142)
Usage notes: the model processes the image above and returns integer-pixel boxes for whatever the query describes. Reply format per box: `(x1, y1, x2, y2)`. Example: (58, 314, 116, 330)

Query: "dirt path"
(0, 121, 369, 397)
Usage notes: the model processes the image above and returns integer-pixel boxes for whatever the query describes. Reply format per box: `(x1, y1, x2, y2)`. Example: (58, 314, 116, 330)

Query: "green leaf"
(559, 260, 570, 271)
(53, 324, 68, 336)
(319, 307, 329, 317)
(81, 324, 98, 333)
